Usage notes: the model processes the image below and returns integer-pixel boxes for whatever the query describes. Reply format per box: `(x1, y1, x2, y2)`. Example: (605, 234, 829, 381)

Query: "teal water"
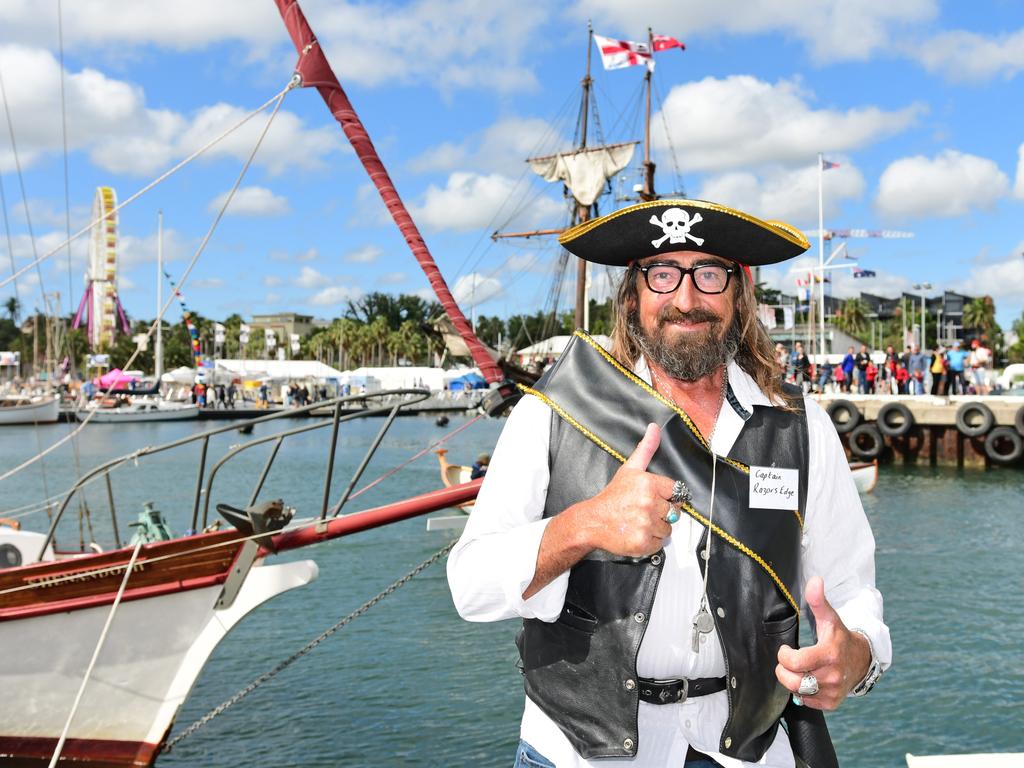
(2, 416, 1022, 767)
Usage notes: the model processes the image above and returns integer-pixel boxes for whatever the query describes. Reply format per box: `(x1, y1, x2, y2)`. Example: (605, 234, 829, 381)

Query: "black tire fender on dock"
(1015, 405, 1024, 437)
(876, 402, 914, 437)
(848, 423, 884, 461)
(826, 399, 861, 434)
(955, 402, 994, 437)
(983, 427, 1024, 465)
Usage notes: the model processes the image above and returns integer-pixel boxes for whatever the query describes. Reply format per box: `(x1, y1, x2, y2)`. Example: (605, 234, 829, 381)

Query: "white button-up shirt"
(448, 357, 891, 768)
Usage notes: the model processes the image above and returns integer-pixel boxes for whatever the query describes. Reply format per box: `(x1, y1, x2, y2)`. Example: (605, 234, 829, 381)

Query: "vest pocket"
(559, 601, 599, 633)
(762, 612, 798, 636)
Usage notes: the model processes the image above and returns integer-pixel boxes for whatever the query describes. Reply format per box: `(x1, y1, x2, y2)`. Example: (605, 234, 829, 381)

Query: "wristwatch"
(848, 629, 883, 697)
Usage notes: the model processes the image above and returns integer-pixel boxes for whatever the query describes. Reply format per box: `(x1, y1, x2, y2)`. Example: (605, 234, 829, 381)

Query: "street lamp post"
(912, 282, 932, 349)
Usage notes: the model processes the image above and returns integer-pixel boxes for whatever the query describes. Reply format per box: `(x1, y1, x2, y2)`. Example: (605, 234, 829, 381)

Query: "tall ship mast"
(496, 26, 685, 330)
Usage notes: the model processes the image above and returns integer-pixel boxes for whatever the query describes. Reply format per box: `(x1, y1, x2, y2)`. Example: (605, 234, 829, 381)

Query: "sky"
(0, 0, 1022, 337)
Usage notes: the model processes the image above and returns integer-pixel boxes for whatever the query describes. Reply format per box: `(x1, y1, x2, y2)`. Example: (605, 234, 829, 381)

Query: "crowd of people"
(775, 338, 994, 396)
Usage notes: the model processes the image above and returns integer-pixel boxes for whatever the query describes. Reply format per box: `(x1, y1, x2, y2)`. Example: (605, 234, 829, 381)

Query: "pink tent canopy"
(94, 369, 138, 388)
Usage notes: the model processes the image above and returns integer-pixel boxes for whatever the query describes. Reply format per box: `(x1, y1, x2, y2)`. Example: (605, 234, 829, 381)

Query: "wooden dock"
(814, 394, 1024, 469)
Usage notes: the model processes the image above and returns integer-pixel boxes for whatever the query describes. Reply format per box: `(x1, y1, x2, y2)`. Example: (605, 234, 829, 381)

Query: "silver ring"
(670, 480, 691, 506)
(664, 504, 680, 524)
(797, 673, 819, 696)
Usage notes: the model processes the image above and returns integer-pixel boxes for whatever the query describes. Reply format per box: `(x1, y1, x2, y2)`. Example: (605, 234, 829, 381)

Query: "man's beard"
(628, 305, 740, 382)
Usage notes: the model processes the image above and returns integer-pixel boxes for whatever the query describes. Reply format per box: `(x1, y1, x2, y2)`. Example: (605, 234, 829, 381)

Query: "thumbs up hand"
(575, 423, 677, 558)
(774, 576, 872, 710)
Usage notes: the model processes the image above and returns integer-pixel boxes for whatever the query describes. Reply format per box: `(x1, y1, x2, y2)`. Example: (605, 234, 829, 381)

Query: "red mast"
(274, 0, 502, 384)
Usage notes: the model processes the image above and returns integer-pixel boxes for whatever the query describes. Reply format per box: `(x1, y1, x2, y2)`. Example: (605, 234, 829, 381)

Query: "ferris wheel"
(72, 187, 130, 350)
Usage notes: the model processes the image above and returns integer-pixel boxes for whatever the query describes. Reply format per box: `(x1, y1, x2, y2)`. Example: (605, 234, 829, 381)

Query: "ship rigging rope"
(0, 82, 294, 293)
(0, 81, 295, 485)
(161, 539, 457, 754)
(0, 411, 481, 595)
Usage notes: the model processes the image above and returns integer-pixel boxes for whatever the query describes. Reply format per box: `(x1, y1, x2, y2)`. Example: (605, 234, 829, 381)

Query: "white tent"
(214, 359, 346, 381)
(516, 335, 611, 365)
(160, 366, 196, 384)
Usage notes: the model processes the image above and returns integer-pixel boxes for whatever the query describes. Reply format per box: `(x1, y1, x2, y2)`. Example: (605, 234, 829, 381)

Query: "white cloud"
(452, 272, 503, 306)
(1015, 144, 1024, 200)
(308, 284, 364, 307)
(760, 255, 914, 300)
(910, 28, 1024, 83)
(191, 277, 225, 289)
(572, 0, 937, 64)
(654, 75, 922, 173)
(262, 275, 282, 287)
(376, 271, 407, 286)
(962, 251, 1024, 307)
(874, 150, 1010, 220)
(410, 171, 564, 232)
(0, 45, 342, 177)
(0, 2, 281, 51)
(293, 266, 327, 289)
(697, 163, 866, 226)
(344, 245, 383, 264)
(409, 116, 568, 176)
(263, 292, 281, 304)
(207, 186, 290, 217)
(269, 247, 318, 262)
(116, 228, 192, 270)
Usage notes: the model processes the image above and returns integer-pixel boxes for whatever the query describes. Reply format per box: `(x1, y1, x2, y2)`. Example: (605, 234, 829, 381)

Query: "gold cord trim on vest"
(518, 382, 800, 615)
(518, 385, 627, 463)
(571, 330, 750, 475)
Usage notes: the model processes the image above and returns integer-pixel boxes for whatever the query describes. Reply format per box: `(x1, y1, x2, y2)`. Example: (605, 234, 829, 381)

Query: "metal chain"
(162, 539, 457, 753)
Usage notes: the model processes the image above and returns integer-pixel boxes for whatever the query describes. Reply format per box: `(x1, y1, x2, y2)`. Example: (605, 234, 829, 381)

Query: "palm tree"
(963, 296, 996, 337)
(3, 296, 19, 325)
(368, 316, 390, 366)
(836, 298, 869, 336)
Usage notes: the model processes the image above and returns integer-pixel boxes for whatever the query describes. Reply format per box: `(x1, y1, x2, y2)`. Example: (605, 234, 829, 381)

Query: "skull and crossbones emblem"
(650, 208, 705, 249)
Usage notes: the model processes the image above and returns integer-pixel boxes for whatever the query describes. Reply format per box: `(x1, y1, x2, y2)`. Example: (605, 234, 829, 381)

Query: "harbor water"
(2, 415, 1022, 766)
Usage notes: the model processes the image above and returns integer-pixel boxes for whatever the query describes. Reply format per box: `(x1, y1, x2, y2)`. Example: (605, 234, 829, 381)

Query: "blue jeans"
(513, 741, 555, 768)
(513, 740, 721, 767)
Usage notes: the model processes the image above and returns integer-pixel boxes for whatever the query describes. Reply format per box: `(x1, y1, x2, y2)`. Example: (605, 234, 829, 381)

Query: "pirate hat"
(558, 199, 809, 267)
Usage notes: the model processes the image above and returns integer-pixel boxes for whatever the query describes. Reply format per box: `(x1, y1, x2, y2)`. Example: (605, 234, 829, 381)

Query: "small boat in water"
(850, 459, 878, 494)
(0, 395, 60, 425)
(427, 449, 476, 532)
(77, 397, 200, 423)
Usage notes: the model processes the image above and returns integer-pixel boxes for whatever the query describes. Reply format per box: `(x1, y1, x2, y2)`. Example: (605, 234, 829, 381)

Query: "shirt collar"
(634, 356, 776, 418)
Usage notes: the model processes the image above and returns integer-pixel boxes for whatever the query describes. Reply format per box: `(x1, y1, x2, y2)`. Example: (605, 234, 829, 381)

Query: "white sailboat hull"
(0, 396, 60, 425)
(0, 558, 316, 765)
(77, 403, 200, 423)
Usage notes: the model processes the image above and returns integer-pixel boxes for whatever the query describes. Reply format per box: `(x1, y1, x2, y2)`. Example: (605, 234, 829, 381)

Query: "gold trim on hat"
(558, 199, 810, 251)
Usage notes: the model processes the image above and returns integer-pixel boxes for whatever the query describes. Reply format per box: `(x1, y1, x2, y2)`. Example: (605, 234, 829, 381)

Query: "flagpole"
(817, 153, 826, 362)
(155, 210, 163, 383)
(575, 23, 594, 332)
(641, 27, 655, 201)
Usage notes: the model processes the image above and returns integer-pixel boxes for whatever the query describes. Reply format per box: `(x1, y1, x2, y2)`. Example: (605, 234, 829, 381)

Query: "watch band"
(848, 629, 882, 697)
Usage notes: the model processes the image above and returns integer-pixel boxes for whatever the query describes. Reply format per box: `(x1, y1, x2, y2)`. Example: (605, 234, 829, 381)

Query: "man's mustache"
(657, 307, 722, 326)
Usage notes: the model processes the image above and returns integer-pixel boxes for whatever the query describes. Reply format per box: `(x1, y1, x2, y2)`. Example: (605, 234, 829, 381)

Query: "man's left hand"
(774, 576, 870, 710)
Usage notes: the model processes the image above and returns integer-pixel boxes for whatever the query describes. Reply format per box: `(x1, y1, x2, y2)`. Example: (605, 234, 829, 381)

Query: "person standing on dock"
(854, 344, 871, 394)
(946, 341, 968, 395)
(449, 200, 889, 768)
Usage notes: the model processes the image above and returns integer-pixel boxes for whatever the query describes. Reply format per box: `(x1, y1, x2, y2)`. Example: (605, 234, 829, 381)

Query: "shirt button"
(651, 554, 662, 566)
(634, 612, 646, 623)
(623, 738, 634, 751)
(684, 719, 692, 729)
(625, 679, 636, 691)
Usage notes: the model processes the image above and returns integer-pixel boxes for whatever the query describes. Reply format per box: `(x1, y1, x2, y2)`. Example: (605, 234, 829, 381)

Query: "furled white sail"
(528, 141, 637, 207)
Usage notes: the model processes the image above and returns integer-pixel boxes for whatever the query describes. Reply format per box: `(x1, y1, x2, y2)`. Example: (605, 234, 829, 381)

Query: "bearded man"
(448, 200, 890, 768)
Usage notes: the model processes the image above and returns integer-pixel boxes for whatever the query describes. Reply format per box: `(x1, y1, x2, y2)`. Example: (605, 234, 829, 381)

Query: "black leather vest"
(516, 331, 811, 762)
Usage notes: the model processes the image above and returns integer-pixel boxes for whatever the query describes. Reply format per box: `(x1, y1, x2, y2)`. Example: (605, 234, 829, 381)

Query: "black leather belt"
(637, 676, 726, 705)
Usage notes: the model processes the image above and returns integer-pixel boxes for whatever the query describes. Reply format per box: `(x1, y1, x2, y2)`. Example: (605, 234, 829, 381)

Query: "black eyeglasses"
(636, 262, 736, 295)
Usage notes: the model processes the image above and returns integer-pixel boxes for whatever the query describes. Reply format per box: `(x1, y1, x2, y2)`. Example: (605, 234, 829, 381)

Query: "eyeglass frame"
(634, 260, 738, 295)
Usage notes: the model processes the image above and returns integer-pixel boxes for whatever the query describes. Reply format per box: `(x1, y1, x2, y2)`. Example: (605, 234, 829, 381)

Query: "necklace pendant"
(690, 606, 714, 653)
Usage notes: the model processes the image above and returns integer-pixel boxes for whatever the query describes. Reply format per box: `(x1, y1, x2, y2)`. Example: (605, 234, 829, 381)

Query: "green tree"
(836, 298, 870, 337)
(963, 296, 996, 338)
(3, 296, 20, 324)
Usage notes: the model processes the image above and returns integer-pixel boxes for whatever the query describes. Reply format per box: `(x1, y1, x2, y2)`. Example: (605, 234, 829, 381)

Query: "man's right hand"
(573, 423, 676, 558)
(522, 423, 676, 600)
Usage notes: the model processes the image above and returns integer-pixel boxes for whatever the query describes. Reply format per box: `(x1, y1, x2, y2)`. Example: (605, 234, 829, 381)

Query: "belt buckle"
(656, 678, 688, 704)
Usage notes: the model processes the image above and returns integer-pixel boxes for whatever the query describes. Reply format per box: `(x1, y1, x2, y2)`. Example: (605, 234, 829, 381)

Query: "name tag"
(748, 466, 799, 510)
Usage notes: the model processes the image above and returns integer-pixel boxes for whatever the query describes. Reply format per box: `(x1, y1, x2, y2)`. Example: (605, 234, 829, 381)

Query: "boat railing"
(37, 389, 432, 559)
